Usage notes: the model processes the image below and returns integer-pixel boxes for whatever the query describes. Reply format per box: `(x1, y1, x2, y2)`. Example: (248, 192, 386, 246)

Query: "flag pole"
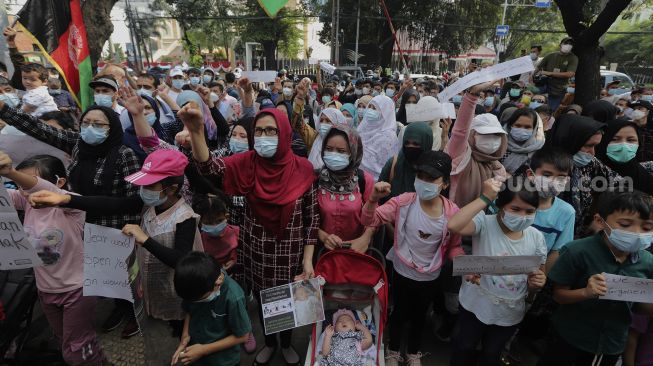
(378, 0, 407, 72)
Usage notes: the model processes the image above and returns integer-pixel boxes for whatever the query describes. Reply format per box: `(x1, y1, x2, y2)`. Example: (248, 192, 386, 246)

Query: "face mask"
(345, 116, 354, 125)
(385, 89, 395, 97)
(604, 222, 652, 253)
(530, 52, 538, 61)
(0, 93, 20, 108)
(403, 146, 422, 162)
(254, 136, 278, 158)
(322, 95, 332, 104)
(573, 151, 593, 167)
(210, 92, 219, 103)
(371, 90, 380, 97)
(521, 95, 531, 105)
(364, 109, 381, 123)
(80, 125, 109, 145)
(94, 94, 113, 108)
(189, 76, 201, 86)
(229, 138, 249, 154)
(509, 89, 521, 98)
(282, 87, 293, 97)
(532, 175, 567, 198)
(355, 89, 363, 96)
(452, 95, 463, 104)
(641, 95, 653, 103)
(145, 113, 157, 126)
(195, 288, 221, 303)
(139, 88, 152, 97)
(139, 186, 168, 207)
(567, 87, 575, 94)
(474, 134, 502, 154)
(483, 96, 495, 107)
(606, 142, 638, 163)
(631, 110, 647, 121)
(319, 123, 332, 137)
(362, 87, 370, 95)
(560, 44, 573, 53)
(357, 107, 365, 119)
(510, 127, 533, 142)
(501, 211, 535, 232)
(323, 151, 350, 171)
(617, 106, 625, 113)
(529, 101, 542, 110)
(49, 89, 62, 95)
(414, 178, 440, 201)
(172, 79, 185, 89)
(202, 75, 212, 84)
(201, 220, 227, 237)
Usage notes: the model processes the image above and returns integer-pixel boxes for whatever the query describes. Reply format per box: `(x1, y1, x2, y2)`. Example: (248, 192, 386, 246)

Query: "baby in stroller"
(320, 309, 373, 366)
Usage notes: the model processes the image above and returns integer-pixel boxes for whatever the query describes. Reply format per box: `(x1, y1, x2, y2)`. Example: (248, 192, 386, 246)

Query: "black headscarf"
(69, 106, 124, 195)
(545, 114, 605, 155)
(596, 119, 653, 194)
(582, 100, 619, 123)
(121, 94, 169, 162)
(396, 89, 420, 124)
(232, 116, 255, 149)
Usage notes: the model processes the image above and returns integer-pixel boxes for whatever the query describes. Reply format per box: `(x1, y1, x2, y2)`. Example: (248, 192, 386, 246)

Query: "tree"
(602, 18, 653, 67)
(494, 6, 563, 61)
(81, 0, 120, 67)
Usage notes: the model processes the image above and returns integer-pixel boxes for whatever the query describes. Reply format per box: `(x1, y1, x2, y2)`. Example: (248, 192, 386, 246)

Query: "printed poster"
(260, 278, 325, 335)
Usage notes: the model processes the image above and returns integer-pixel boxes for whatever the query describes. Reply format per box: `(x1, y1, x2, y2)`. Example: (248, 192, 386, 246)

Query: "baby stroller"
(304, 248, 388, 366)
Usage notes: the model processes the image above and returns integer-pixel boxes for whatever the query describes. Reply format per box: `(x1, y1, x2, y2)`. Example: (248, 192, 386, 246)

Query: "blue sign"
(496, 25, 510, 37)
(535, 0, 551, 8)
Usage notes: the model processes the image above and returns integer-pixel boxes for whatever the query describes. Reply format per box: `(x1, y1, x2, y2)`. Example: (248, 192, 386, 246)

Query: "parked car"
(333, 66, 365, 81)
(601, 70, 636, 95)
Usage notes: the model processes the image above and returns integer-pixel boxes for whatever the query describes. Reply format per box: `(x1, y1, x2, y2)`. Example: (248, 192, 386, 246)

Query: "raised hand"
(177, 102, 204, 134)
(238, 77, 253, 93)
(118, 86, 145, 116)
(481, 178, 502, 201)
(0, 151, 13, 175)
(469, 80, 499, 95)
(370, 182, 391, 203)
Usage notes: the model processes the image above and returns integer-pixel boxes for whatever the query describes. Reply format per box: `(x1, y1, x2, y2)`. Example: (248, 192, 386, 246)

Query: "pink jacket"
(444, 93, 477, 206)
(361, 193, 464, 273)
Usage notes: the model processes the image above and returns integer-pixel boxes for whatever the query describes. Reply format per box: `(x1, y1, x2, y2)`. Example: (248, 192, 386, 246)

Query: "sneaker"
(120, 318, 140, 339)
(281, 346, 300, 366)
(101, 306, 125, 332)
(254, 345, 276, 365)
(243, 333, 257, 354)
(385, 349, 403, 366)
(406, 352, 427, 366)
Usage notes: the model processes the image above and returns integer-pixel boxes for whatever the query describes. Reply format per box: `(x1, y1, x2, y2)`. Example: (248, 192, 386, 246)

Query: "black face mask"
(403, 146, 422, 162)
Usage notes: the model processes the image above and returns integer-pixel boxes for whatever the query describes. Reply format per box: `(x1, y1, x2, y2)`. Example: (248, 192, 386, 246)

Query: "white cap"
(233, 67, 242, 79)
(170, 68, 184, 77)
(471, 114, 507, 135)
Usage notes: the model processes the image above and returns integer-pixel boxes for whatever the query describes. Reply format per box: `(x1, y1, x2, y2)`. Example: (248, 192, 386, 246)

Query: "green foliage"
(603, 17, 653, 66)
(499, 5, 564, 59)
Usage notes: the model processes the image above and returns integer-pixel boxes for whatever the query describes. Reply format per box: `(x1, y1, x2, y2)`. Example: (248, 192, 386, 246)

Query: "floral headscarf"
(318, 124, 364, 195)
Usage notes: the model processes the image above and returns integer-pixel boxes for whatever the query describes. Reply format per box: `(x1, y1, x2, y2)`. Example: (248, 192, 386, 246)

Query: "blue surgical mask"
(483, 96, 495, 107)
(509, 89, 521, 98)
(145, 113, 157, 126)
(641, 95, 653, 103)
(501, 211, 535, 232)
(172, 79, 185, 90)
(190, 76, 201, 86)
(203, 75, 212, 84)
(254, 136, 278, 158)
(567, 87, 575, 94)
(80, 126, 109, 145)
(139, 88, 152, 97)
(371, 90, 380, 97)
(414, 178, 440, 201)
(195, 288, 221, 303)
(510, 127, 533, 142)
(573, 151, 593, 167)
(452, 95, 463, 104)
(605, 222, 652, 253)
(529, 101, 542, 110)
(364, 109, 381, 123)
(229, 138, 249, 154)
(139, 186, 168, 207)
(0, 93, 20, 108)
(94, 94, 113, 108)
(201, 220, 228, 237)
(385, 89, 395, 97)
(322, 95, 332, 104)
(323, 151, 350, 171)
(319, 123, 332, 137)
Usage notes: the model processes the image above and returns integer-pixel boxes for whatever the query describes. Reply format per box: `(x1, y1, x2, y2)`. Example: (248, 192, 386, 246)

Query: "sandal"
(253, 345, 277, 365)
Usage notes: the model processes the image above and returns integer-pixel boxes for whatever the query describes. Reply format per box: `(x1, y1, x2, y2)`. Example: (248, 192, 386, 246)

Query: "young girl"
(0, 152, 107, 365)
(321, 309, 373, 366)
(447, 177, 547, 366)
(191, 193, 238, 271)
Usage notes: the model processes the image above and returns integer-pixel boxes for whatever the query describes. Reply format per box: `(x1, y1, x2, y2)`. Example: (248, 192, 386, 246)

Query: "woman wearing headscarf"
(176, 90, 220, 146)
(444, 81, 508, 208)
(120, 93, 171, 162)
(501, 108, 545, 174)
(596, 119, 653, 194)
(582, 100, 619, 123)
(396, 88, 420, 125)
(317, 125, 375, 252)
(275, 100, 309, 157)
(355, 95, 373, 126)
(308, 108, 347, 170)
(182, 106, 318, 366)
(545, 114, 621, 237)
(358, 95, 400, 180)
(340, 103, 357, 127)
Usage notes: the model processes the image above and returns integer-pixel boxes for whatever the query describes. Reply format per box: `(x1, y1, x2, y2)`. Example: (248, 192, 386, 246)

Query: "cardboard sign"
(600, 273, 653, 303)
(0, 184, 43, 270)
(241, 71, 277, 83)
(83, 223, 135, 302)
(438, 56, 535, 102)
(405, 96, 444, 123)
(260, 278, 325, 334)
(0, 134, 71, 168)
(320, 62, 336, 75)
(453, 255, 541, 276)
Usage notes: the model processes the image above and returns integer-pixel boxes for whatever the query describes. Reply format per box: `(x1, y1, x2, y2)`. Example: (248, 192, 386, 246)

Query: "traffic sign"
(535, 0, 551, 8)
(496, 25, 510, 37)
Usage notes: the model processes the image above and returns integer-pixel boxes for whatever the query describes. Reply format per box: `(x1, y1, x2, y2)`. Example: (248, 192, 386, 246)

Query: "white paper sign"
(260, 278, 325, 334)
(438, 56, 535, 102)
(406, 96, 444, 123)
(442, 102, 457, 120)
(0, 134, 71, 168)
(0, 184, 43, 269)
(453, 255, 541, 276)
(320, 62, 336, 75)
(83, 223, 135, 302)
(241, 71, 277, 83)
(600, 273, 653, 303)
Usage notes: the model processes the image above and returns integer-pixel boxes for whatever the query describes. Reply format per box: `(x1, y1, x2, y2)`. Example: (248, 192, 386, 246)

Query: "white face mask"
(560, 44, 573, 54)
(474, 134, 502, 154)
(632, 110, 647, 121)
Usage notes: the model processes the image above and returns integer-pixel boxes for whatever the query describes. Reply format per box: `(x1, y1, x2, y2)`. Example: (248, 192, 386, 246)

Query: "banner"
(241, 71, 277, 83)
(258, 0, 290, 18)
(0, 184, 43, 270)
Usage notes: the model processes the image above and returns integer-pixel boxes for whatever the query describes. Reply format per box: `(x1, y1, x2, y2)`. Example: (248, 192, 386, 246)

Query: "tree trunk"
(82, 0, 120, 68)
(377, 26, 393, 69)
(262, 40, 277, 71)
(573, 44, 602, 107)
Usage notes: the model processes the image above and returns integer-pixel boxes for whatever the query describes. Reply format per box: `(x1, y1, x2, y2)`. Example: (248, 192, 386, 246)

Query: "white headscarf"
(308, 108, 348, 170)
(357, 95, 399, 180)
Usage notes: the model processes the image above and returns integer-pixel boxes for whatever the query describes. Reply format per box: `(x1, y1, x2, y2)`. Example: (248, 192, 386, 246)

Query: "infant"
(320, 309, 373, 366)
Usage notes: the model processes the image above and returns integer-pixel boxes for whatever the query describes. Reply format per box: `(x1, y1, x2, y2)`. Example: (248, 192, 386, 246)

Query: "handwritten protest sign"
(600, 273, 653, 303)
(406, 96, 444, 123)
(83, 223, 135, 302)
(261, 278, 325, 334)
(438, 56, 535, 102)
(0, 184, 43, 270)
(241, 71, 277, 83)
(0, 134, 71, 168)
(453, 255, 541, 276)
(320, 62, 336, 75)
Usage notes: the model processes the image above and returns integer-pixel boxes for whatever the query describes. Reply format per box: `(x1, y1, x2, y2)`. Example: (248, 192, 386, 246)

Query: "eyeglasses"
(81, 120, 110, 129)
(532, 99, 546, 103)
(254, 127, 279, 137)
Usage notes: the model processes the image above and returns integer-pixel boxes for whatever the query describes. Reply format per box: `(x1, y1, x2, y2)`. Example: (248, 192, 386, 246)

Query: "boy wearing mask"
(89, 76, 123, 115)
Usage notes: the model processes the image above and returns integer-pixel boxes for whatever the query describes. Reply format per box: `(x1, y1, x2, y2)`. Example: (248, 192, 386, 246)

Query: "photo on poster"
(260, 278, 325, 335)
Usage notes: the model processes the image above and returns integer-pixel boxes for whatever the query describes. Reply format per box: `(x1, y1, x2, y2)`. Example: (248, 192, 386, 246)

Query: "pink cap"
(124, 150, 188, 186)
(332, 309, 356, 325)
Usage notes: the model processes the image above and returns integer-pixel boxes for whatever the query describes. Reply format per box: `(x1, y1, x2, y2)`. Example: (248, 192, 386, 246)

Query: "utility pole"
(330, 0, 336, 63)
(334, 0, 340, 65)
(354, 0, 360, 67)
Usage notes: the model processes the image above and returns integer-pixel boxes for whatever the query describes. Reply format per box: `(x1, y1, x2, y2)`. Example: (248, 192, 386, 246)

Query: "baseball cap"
(170, 68, 184, 77)
(629, 100, 653, 111)
(124, 150, 188, 186)
(415, 150, 452, 179)
(471, 114, 507, 135)
(89, 77, 118, 92)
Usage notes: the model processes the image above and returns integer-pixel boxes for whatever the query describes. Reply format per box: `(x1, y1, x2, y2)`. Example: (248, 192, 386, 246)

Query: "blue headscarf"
(340, 103, 357, 128)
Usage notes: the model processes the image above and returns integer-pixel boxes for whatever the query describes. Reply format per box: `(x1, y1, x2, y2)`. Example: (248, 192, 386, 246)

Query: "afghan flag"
(17, 0, 92, 110)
